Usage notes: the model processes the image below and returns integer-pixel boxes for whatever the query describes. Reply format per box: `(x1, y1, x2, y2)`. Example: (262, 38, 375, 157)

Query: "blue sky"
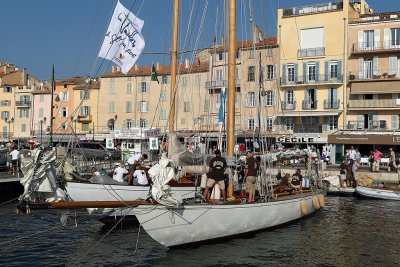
(1, 0, 399, 81)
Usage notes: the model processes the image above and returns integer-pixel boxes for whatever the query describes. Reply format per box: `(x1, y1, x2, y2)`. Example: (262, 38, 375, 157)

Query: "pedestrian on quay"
(10, 147, 19, 176)
(349, 146, 356, 161)
(355, 148, 361, 164)
(368, 150, 374, 171)
(372, 148, 383, 172)
(389, 148, 397, 172)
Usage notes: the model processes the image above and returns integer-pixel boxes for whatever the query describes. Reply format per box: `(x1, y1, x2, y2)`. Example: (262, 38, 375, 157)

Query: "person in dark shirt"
(245, 151, 257, 203)
(291, 168, 303, 191)
(203, 149, 227, 202)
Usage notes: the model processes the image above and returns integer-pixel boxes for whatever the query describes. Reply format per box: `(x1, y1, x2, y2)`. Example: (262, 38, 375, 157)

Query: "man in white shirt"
(133, 169, 148, 186)
(10, 148, 19, 175)
(349, 146, 356, 161)
(112, 162, 128, 183)
(127, 153, 148, 173)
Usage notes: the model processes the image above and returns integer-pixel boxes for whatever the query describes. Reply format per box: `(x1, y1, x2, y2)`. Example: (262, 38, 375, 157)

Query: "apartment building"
(347, 11, 400, 131)
(31, 86, 51, 138)
(277, 0, 368, 147)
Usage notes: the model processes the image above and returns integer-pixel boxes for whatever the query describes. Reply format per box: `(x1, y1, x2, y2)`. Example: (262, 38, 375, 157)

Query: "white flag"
(98, 1, 145, 74)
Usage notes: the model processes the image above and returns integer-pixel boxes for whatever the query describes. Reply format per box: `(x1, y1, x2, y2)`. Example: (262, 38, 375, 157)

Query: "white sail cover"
(98, 0, 145, 74)
(148, 156, 182, 207)
(19, 150, 67, 202)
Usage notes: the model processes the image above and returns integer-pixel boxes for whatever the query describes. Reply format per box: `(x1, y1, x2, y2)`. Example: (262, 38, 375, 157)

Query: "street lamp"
(4, 117, 14, 141)
(40, 117, 47, 144)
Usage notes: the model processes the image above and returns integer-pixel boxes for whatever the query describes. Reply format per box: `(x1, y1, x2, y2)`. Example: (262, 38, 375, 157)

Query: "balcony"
(281, 101, 296, 110)
(324, 100, 340, 109)
(77, 115, 92, 123)
(302, 100, 318, 110)
(348, 99, 400, 109)
(349, 69, 399, 81)
(15, 101, 31, 108)
(281, 75, 342, 86)
(351, 41, 400, 54)
(283, 1, 343, 17)
(297, 47, 325, 58)
(293, 124, 323, 133)
(347, 120, 387, 130)
(205, 79, 240, 90)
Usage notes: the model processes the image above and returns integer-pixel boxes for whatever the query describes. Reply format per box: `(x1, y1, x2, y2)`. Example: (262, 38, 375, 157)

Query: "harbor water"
(0, 197, 399, 266)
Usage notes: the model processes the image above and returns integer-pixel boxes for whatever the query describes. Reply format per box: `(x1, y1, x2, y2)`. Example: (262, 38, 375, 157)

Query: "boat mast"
(227, 0, 236, 156)
(169, 0, 179, 133)
(50, 64, 55, 146)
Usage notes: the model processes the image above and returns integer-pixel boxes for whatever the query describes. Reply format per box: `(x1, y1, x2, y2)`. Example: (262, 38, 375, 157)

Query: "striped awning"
(351, 80, 400, 94)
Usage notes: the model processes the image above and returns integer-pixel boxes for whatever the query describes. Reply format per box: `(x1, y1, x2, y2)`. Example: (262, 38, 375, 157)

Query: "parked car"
(71, 142, 121, 160)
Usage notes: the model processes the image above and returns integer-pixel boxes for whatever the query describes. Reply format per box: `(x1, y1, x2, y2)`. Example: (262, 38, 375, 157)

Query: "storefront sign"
(328, 134, 400, 145)
(106, 138, 114, 149)
(149, 137, 159, 150)
(276, 136, 316, 143)
(114, 128, 146, 139)
(145, 128, 162, 138)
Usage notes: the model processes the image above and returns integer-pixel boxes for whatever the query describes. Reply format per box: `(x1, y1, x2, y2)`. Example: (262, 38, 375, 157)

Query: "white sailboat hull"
(355, 186, 400, 200)
(65, 182, 196, 202)
(134, 193, 320, 247)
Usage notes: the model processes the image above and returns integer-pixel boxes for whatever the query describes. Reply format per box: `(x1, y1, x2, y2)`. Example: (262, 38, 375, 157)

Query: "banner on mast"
(98, 1, 145, 74)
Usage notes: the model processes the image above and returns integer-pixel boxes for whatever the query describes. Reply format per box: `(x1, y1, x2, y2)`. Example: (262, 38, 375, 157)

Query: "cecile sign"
(276, 136, 316, 143)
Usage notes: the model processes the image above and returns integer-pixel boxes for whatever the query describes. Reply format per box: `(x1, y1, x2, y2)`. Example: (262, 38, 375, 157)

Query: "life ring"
(318, 194, 325, 208)
(300, 200, 308, 215)
(312, 196, 320, 210)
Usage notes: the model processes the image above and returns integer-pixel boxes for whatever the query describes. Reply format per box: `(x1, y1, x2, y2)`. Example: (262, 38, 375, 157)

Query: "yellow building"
(277, 0, 367, 146)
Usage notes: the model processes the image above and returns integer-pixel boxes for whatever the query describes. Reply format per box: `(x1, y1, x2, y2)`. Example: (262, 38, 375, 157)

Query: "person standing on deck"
(373, 148, 383, 172)
(244, 151, 257, 203)
(203, 149, 227, 202)
(127, 153, 148, 173)
(10, 147, 19, 175)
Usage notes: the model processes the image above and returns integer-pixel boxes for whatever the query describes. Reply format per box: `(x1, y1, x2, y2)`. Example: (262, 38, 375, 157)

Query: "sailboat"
(130, 0, 325, 247)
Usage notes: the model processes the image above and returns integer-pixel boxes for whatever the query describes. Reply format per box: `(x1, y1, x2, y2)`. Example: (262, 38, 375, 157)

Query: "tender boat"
(355, 185, 400, 200)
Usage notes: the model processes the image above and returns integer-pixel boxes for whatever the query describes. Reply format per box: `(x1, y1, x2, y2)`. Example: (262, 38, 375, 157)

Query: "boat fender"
(312, 196, 320, 210)
(300, 200, 308, 215)
(318, 194, 325, 208)
(200, 173, 208, 189)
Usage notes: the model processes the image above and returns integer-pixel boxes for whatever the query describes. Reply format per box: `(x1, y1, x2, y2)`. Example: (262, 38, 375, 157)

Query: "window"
(329, 61, 338, 79)
(391, 28, 400, 46)
(286, 89, 294, 104)
(181, 118, 187, 124)
(364, 30, 374, 49)
(126, 82, 132, 93)
(59, 107, 67, 118)
(181, 77, 187, 87)
(218, 53, 223, 61)
(19, 109, 29, 118)
(204, 99, 210, 112)
(308, 63, 316, 82)
(4, 86, 12, 93)
(267, 47, 273, 56)
(139, 101, 148, 112)
(363, 58, 373, 79)
(63, 84, 67, 88)
(81, 106, 90, 116)
(139, 119, 147, 128)
(265, 91, 273, 106)
(127, 77, 132, 81)
(39, 95, 44, 102)
(216, 70, 223, 84)
(184, 102, 190, 112)
(248, 66, 255, 81)
(1, 111, 9, 120)
(162, 75, 169, 84)
(109, 101, 115, 113)
(0, 100, 10, 106)
(82, 123, 89, 131)
(329, 116, 338, 130)
(195, 74, 200, 86)
(60, 92, 68, 101)
(109, 82, 115, 94)
(39, 108, 44, 118)
(160, 89, 167, 101)
(140, 82, 148, 92)
(126, 101, 132, 113)
(285, 117, 295, 131)
(267, 65, 275, 80)
(21, 124, 26, 132)
(236, 50, 240, 59)
(247, 118, 255, 130)
(266, 117, 273, 130)
(300, 27, 324, 50)
(126, 120, 133, 129)
(80, 90, 89, 100)
(287, 64, 295, 83)
(160, 108, 167, 120)
(248, 50, 255, 59)
(247, 92, 256, 107)
(59, 123, 67, 130)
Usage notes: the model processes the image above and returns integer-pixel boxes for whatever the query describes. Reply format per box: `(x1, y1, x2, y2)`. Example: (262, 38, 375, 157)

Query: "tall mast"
(169, 0, 179, 133)
(50, 64, 54, 146)
(227, 0, 236, 156)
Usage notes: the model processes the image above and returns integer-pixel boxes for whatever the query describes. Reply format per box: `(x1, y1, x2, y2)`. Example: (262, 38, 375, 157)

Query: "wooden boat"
(355, 185, 400, 200)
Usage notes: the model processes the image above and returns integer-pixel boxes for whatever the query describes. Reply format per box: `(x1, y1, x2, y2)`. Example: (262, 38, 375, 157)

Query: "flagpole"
(169, 0, 179, 133)
(50, 65, 54, 147)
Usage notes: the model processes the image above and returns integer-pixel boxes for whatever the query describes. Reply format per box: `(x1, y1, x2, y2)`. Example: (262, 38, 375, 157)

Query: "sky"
(1, 0, 399, 81)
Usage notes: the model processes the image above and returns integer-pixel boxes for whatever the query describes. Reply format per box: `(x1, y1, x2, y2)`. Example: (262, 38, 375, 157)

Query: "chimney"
(111, 66, 117, 73)
(360, 0, 365, 15)
(22, 68, 27, 86)
(156, 62, 161, 71)
(185, 58, 189, 68)
(3, 65, 6, 74)
(134, 64, 139, 71)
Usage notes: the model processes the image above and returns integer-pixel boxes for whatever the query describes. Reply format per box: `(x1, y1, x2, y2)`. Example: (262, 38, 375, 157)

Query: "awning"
(277, 111, 340, 117)
(328, 134, 400, 145)
(351, 80, 400, 94)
